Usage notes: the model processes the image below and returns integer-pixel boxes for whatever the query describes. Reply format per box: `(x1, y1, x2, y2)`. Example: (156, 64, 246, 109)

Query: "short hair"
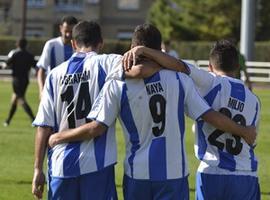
(72, 21, 103, 48)
(17, 38, 27, 49)
(60, 15, 78, 26)
(209, 40, 239, 72)
(132, 24, 162, 50)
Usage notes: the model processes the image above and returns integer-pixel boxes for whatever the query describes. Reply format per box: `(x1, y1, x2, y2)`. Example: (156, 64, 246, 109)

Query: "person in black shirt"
(4, 38, 36, 126)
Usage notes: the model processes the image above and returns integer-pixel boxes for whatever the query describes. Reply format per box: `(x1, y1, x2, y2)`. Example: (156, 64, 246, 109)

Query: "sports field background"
(0, 80, 269, 200)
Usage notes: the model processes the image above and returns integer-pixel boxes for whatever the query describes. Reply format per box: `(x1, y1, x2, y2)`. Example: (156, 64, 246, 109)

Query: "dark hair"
(72, 21, 103, 48)
(132, 24, 162, 50)
(209, 40, 239, 72)
(17, 38, 27, 49)
(164, 40, 171, 46)
(60, 15, 78, 26)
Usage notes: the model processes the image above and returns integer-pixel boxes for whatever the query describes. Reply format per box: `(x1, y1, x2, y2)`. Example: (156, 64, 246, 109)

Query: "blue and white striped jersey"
(89, 70, 211, 181)
(36, 37, 73, 72)
(33, 51, 123, 178)
(186, 63, 260, 176)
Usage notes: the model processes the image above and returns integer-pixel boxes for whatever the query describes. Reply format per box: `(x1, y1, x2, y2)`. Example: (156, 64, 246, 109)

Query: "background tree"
(148, 0, 241, 41)
(256, 0, 270, 41)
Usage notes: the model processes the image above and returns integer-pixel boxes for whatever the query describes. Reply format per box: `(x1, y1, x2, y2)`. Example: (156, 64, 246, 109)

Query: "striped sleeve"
(88, 80, 122, 126)
(33, 73, 55, 128)
(36, 40, 51, 71)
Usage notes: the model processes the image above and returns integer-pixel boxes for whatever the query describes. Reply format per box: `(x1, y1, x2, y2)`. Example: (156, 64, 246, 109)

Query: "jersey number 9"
(149, 94, 166, 137)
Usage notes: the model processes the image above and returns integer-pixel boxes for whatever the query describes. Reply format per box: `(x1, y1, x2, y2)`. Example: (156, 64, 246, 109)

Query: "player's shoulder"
(49, 60, 69, 76)
(8, 49, 19, 57)
(86, 53, 122, 70)
(157, 69, 192, 83)
(102, 79, 125, 95)
(95, 53, 122, 61)
(44, 37, 62, 47)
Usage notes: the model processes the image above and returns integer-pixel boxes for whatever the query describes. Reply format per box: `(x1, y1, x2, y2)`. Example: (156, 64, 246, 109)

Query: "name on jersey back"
(228, 97, 244, 112)
(146, 82, 164, 95)
(60, 71, 90, 85)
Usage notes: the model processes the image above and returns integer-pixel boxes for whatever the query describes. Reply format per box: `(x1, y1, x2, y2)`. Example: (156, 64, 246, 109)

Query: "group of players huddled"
(31, 16, 260, 200)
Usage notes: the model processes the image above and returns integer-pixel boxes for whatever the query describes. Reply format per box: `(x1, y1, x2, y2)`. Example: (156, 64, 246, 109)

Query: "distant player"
(32, 21, 180, 200)
(183, 40, 260, 200)
(4, 38, 36, 126)
(36, 15, 77, 99)
(161, 40, 179, 59)
(47, 24, 256, 200)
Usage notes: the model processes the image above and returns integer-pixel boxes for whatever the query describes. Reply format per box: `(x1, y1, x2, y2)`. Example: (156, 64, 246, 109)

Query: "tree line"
(148, 0, 270, 41)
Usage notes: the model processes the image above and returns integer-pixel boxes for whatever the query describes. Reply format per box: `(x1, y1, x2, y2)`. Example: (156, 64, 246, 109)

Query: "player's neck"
(76, 47, 97, 54)
(215, 70, 236, 78)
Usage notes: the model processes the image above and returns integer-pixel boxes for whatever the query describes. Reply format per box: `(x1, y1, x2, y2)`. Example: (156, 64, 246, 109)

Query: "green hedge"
(0, 37, 46, 56)
(1, 37, 270, 61)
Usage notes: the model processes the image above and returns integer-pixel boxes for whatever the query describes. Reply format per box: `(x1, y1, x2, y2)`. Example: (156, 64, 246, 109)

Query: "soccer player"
(36, 15, 77, 99)
(48, 25, 256, 199)
(186, 40, 260, 200)
(4, 38, 36, 126)
(32, 21, 181, 200)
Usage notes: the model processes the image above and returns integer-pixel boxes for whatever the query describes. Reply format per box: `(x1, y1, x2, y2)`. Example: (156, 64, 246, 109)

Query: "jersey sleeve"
(36, 41, 51, 71)
(185, 62, 215, 94)
(180, 74, 212, 120)
(33, 73, 55, 128)
(6, 50, 17, 66)
(87, 80, 121, 127)
(102, 54, 124, 81)
(7, 49, 16, 58)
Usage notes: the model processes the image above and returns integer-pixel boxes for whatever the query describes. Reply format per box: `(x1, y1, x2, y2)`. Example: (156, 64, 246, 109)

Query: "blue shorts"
(123, 174, 189, 200)
(196, 172, 260, 200)
(48, 165, 117, 200)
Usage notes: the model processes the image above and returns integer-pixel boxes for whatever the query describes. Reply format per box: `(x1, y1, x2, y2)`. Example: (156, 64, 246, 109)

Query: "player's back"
(36, 37, 73, 71)
(195, 75, 260, 175)
(35, 51, 122, 178)
(116, 69, 210, 181)
(7, 49, 35, 79)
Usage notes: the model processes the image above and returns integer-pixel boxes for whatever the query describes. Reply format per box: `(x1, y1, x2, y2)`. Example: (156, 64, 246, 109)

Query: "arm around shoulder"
(48, 121, 107, 147)
(201, 110, 257, 145)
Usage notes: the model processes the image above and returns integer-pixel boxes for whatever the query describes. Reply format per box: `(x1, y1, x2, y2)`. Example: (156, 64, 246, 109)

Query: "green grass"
(0, 80, 269, 200)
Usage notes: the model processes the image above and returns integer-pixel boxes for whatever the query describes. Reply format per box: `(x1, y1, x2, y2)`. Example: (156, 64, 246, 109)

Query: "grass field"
(0, 80, 269, 200)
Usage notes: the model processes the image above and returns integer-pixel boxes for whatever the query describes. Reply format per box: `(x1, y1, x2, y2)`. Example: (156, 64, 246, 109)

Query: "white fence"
(1, 55, 270, 83)
(184, 59, 270, 83)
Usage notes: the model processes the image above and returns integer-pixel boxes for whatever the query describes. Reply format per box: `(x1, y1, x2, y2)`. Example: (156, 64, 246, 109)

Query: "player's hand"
(243, 126, 257, 145)
(32, 169, 45, 200)
(48, 134, 58, 148)
(122, 46, 145, 71)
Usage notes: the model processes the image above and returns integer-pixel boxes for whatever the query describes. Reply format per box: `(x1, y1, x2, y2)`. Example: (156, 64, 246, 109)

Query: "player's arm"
(32, 126, 52, 199)
(48, 121, 107, 147)
(183, 74, 256, 145)
(201, 110, 256, 145)
(5, 52, 14, 68)
(37, 68, 46, 98)
(37, 41, 51, 99)
(51, 80, 121, 148)
(124, 58, 162, 78)
(123, 46, 188, 76)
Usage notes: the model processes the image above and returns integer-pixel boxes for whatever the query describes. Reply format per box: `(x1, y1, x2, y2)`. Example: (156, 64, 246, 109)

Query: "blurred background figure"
(230, 38, 253, 90)
(237, 51, 253, 90)
(36, 15, 78, 99)
(162, 40, 179, 59)
(4, 38, 36, 127)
